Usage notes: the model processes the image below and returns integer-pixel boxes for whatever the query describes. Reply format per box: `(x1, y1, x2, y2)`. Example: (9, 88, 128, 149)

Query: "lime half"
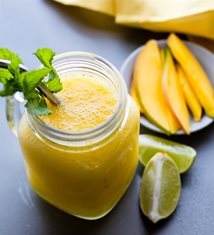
(139, 134, 196, 173)
(140, 153, 181, 223)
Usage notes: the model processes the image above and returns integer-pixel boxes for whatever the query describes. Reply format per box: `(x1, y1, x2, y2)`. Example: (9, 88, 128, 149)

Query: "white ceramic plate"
(120, 40, 214, 135)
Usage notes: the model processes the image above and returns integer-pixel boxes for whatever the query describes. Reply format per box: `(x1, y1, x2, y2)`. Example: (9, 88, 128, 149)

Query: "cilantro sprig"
(0, 48, 62, 115)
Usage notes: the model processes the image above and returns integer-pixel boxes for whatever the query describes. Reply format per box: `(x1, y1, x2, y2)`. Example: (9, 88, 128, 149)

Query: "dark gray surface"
(0, 1, 214, 235)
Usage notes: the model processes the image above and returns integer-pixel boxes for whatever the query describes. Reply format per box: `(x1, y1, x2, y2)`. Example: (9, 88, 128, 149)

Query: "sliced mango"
(160, 47, 165, 65)
(163, 49, 190, 134)
(167, 34, 214, 118)
(161, 47, 180, 133)
(134, 40, 179, 134)
(177, 65, 202, 122)
(130, 82, 144, 113)
(161, 94, 181, 134)
(167, 105, 181, 134)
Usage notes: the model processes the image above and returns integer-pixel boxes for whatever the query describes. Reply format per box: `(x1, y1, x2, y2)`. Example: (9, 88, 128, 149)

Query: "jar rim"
(27, 51, 128, 146)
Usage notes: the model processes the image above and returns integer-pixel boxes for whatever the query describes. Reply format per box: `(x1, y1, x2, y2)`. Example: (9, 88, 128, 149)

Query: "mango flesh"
(130, 82, 144, 113)
(162, 49, 190, 134)
(161, 48, 180, 133)
(168, 33, 214, 118)
(177, 65, 202, 122)
(133, 40, 179, 134)
(167, 104, 181, 134)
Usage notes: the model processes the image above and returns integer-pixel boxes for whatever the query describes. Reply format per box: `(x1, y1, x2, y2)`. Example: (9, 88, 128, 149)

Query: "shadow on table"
(141, 122, 214, 149)
(30, 156, 192, 235)
(31, 172, 145, 235)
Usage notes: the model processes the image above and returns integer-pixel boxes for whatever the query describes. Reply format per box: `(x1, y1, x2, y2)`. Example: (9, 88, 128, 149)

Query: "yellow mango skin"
(163, 50, 190, 135)
(168, 34, 214, 118)
(130, 83, 144, 114)
(177, 66, 202, 122)
(134, 40, 179, 134)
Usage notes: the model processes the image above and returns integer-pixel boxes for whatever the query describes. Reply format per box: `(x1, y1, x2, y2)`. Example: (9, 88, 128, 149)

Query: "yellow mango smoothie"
(41, 77, 118, 131)
(17, 52, 140, 219)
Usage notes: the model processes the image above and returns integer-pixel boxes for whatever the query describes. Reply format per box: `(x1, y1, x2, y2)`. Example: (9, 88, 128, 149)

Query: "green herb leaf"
(25, 97, 52, 115)
(8, 55, 21, 78)
(0, 48, 23, 64)
(44, 71, 62, 92)
(0, 48, 22, 86)
(34, 48, 55, 68)
(45, 72, 62, 93)
(24, 90, 40, 100)
(0, 67, 16, 96)
(0, 80, 17, 97)
(0, 47, 61, 115)
(22, 67, 50, 93)
(35, 48, 62, 93)
(0, 68, 13, 83)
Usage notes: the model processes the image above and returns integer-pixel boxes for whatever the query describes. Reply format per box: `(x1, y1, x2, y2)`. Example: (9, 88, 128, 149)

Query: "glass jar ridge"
(27, 52, 128, 147)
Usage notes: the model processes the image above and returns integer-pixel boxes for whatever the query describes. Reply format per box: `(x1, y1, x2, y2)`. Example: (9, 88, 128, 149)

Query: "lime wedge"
(139, 134, 196, 173)
(140, 153, 181, 223)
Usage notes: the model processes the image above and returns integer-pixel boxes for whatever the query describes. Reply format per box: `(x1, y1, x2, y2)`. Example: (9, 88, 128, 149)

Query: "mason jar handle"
(6, 96, 24, 137)
(0, 59, 28, 137)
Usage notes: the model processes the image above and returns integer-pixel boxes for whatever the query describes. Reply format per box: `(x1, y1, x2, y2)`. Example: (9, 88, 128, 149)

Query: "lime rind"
(140, 153, 181, 223)
(139, 134, 196, 173)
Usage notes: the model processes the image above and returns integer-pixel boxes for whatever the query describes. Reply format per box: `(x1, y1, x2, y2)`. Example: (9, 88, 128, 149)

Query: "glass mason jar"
(6, 52, 140, 220)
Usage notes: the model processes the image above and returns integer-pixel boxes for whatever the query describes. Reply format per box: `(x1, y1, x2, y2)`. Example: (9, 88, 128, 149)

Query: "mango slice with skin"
(130, 83, 144, 113)
(167, 34, 214, 118)
(134, 40, 179, 134)
(131, 46, 174, 115)
(163, 49, 190, 134)
(161, 48, 180, 133)
(160, 47, 165, 65)
(167, 103, 181, 134)
(177, 65, 202, 122)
